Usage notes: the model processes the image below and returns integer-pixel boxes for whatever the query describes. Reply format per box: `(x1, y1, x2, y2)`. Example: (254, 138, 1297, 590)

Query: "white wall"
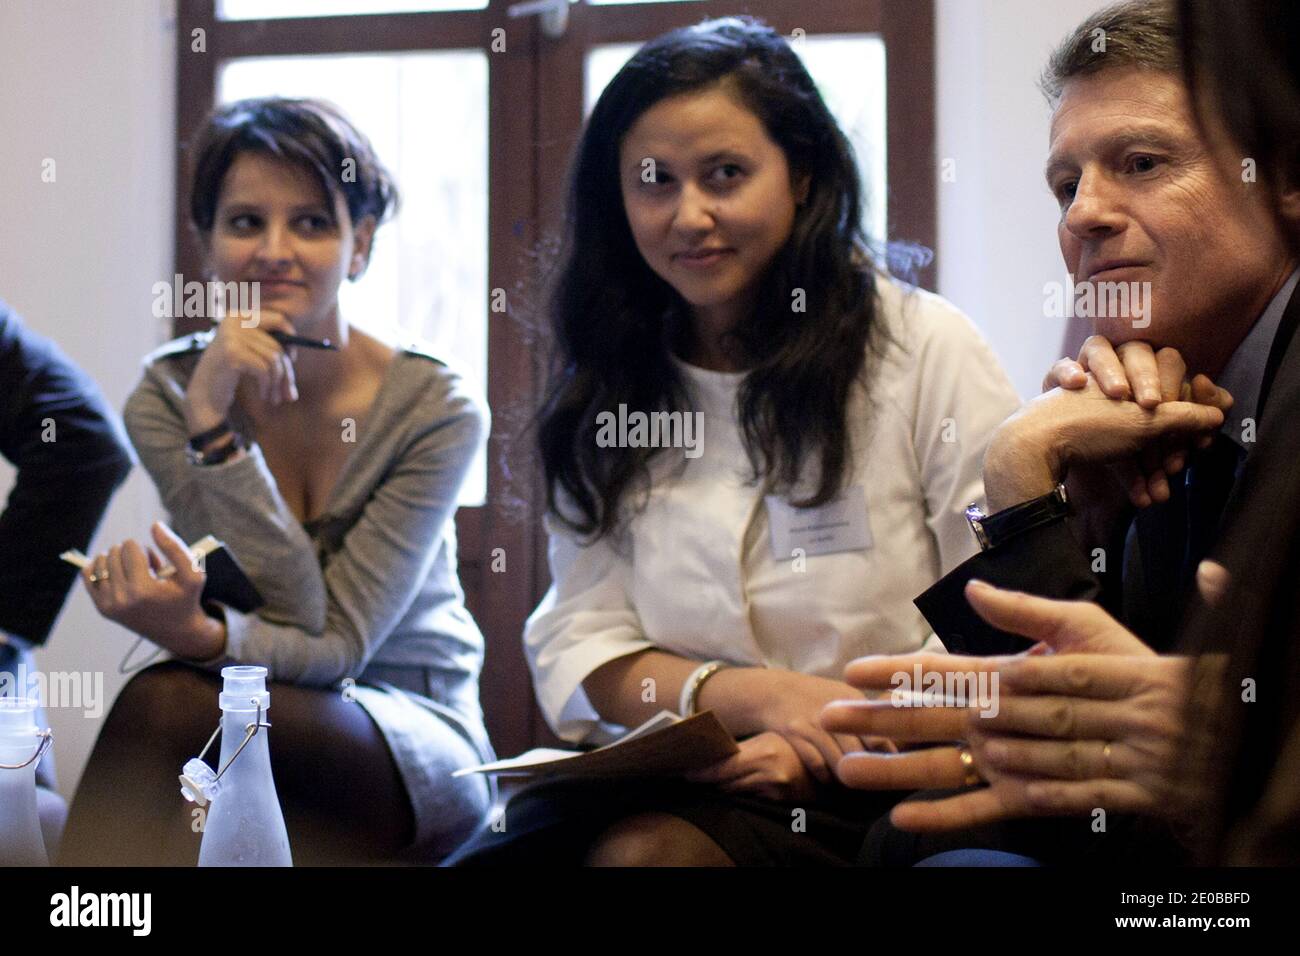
(0, 0, 176, 804)
(0, 0, 1114, 808)
(935, 0, 1112, 400)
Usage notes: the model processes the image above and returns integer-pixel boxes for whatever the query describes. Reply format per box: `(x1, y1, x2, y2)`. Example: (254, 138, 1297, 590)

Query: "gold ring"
(958, 747, 982, 787)
(1102, 742, 1114, 778)
(88, 573, 100, 584)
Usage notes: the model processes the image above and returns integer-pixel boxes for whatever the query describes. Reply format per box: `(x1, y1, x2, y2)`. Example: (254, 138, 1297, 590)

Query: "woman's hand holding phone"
(80, 521, 226, 662)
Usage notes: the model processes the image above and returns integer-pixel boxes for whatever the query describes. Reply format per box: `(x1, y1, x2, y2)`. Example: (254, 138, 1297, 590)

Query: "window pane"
(219, 52, 489, 505)
(797, 34, 888, 246)
(584, 42, 641, 115)
(584, 34, 888, 245)
(219, 0, 487, 19)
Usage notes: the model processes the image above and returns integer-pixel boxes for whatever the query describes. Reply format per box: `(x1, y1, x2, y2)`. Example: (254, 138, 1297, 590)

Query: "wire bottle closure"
(179, 699, 272, 807)
(0, 729, 53, 770)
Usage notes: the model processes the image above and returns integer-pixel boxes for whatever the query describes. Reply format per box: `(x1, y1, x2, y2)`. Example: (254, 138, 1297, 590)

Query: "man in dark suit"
(825, 0, 1300, 865)
(914, 0, 1298, 658)
(0, 298, 133, 851)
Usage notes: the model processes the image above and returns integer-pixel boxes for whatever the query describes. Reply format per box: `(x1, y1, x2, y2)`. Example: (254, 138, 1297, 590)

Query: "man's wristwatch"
(965, 483, 1069, 551)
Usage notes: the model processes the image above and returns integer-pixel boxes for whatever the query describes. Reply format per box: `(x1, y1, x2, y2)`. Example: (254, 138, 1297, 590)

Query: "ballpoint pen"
(205, 318, 338, 350)
(268, 330, 338, 351)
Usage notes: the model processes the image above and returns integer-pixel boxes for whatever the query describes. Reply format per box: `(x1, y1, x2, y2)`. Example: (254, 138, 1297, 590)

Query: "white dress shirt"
(525, 278, 1023, 744)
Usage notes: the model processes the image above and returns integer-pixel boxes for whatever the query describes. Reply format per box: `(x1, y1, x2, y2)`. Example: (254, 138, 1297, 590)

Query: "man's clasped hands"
(813, 335, 1229, 832)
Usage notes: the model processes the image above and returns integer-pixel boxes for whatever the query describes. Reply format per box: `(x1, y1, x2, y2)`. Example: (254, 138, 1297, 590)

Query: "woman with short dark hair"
(61, 97, 492, 865)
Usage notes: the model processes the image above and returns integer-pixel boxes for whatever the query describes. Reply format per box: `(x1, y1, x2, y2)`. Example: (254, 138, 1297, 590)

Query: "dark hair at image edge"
(1178, 0, 1300, 217)
(1174, 0, 1300, 864)
(537, 16, 887, 541)
(188, 97, 400, 262)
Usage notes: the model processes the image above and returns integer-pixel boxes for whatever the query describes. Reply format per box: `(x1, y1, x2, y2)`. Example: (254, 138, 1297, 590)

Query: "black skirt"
(445, 776, 909, 866)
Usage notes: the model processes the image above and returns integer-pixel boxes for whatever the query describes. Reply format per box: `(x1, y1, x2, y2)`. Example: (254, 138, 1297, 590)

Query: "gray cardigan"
(123, 332, 488, 710)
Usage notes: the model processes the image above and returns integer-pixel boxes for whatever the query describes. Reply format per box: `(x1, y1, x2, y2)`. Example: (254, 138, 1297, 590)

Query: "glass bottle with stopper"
(0, 697, 53, 866)
(181, 666, 292, 867)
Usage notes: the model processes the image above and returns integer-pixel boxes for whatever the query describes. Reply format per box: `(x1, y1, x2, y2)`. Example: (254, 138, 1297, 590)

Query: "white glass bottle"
(0, 697, 49, 866)
(198, 666, 292, 867)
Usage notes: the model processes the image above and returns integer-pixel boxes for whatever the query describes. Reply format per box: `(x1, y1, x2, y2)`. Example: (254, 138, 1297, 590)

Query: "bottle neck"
(216, 708, 273, 784)
(0, 737, 40, 772)
(0, 759, 37, 784)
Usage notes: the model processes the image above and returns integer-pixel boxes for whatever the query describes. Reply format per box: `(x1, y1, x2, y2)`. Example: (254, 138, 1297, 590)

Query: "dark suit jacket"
(0, 301, 133, 645)
(1176, 287, 1300, 864)
(915, 282, 1300, 658)
(896, 281, 1300, 866)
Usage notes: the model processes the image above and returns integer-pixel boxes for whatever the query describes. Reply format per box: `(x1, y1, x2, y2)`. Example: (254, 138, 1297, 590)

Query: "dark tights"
(59, 662, 415, 866)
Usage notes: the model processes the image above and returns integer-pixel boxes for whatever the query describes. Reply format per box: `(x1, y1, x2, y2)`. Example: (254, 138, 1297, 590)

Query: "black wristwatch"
(188, 419, 234, 452)
(185, 432, 244, 466)
(965, 483, 1069, 551)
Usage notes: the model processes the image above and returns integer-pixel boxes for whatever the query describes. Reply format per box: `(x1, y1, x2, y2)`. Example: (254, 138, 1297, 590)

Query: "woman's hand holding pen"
(186, 307, 300, 433)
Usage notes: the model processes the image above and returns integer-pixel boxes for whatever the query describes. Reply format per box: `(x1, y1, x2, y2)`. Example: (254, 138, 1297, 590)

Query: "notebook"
(453, 709, 738, 780)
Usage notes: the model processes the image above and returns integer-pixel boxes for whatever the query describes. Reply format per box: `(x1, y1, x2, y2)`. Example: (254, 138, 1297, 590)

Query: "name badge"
(766, 485, 872, 561)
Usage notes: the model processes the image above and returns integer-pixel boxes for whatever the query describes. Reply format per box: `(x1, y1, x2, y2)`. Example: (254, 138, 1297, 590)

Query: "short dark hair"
(1040, 0, 1180, 104)
(187, 97, 399, 238)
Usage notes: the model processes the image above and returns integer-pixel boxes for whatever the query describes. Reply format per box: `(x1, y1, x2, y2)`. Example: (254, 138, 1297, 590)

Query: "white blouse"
(525, 278, 1023, 744)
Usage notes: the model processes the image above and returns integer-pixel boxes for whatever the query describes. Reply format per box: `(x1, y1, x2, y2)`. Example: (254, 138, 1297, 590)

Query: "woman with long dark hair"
(455, 17, 1021, 866)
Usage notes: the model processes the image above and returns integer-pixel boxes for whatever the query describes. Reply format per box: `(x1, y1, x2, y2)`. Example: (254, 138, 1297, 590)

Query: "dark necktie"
(1182, 433, 1246, 588)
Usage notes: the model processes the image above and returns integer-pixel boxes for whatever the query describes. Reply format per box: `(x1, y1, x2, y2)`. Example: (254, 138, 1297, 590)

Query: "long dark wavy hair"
(538, 16, 885, 540)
